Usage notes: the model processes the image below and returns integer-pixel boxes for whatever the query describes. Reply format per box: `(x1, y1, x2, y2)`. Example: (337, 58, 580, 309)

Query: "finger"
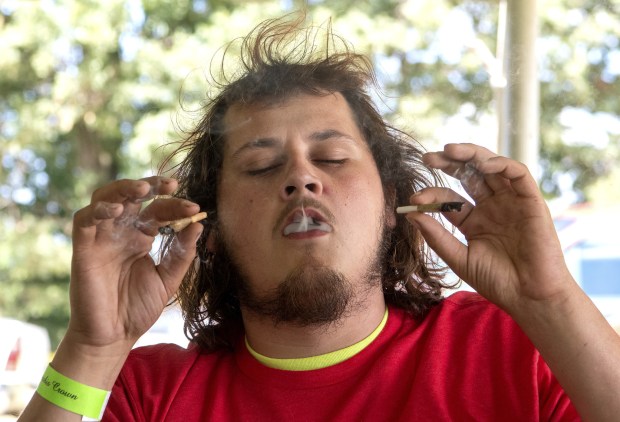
(131, 176, 179, 203)
(90, 177, 178, 206)
(424, 144, 518, 201)
(75, 202, 125, 228)
(441, 142, 497, 163)
(423, 153, 493, 201)
(481, 172, 513, 194)
(406, 211, 468, 279)
(423, 143, 496, 168)
(403, 187, 474, 229)
(156, 223, 203, 297)
(88, 178, 179, 233)
(474, 156, 540, 198)
(72, 202, 124, 244)
(136, 198, 201, 237)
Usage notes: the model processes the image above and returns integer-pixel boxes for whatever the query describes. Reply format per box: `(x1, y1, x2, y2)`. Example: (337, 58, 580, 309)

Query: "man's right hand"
(20, 176, 203, 420)
(65, 176, 202, 359)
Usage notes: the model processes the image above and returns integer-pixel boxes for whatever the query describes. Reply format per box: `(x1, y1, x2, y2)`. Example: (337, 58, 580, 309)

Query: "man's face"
(216, 92, 395, 322)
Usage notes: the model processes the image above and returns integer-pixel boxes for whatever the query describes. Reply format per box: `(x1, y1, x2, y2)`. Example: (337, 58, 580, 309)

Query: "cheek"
(337, 174, 386, 232)
(217, 181, 272, 244)
(219, 176, 259, 212)
(344, 171, 385, 207)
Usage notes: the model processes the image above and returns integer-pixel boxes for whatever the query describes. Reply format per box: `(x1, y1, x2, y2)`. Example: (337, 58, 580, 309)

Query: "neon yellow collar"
(245, 307, 388, 371)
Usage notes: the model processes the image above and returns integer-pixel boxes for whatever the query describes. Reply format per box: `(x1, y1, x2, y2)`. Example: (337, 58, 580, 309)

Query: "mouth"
(282, 209, 333, 236)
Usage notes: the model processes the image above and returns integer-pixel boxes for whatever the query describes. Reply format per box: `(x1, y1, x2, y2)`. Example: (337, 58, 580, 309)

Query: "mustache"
(272, 198, 336, 236)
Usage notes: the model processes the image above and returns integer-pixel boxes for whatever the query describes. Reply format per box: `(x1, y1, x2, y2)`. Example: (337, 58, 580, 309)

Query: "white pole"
(504, 0, 540, 178)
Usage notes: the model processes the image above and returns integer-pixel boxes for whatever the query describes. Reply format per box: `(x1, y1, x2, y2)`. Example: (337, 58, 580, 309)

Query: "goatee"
(237, 260, 353, 326)
(215, 209, 390, 327)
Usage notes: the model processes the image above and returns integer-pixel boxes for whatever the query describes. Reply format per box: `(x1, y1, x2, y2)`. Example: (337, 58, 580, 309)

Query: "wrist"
(507, 280, 607, 365)
(52, 334, 132, 391)
(509, 279, 580, 326)
(37, 364, 111, 420)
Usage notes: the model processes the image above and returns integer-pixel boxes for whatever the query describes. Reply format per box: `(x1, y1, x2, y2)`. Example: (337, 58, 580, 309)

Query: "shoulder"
(105, 344, 203, 419)
(127, 342, 199, 362)
(432, 291, 535, 352)
(438, 291, 521, 329)
(107, 343, 234, 418)
(392, 290, 513, 325)
(435, 290, 513, 322)
(386, 291, 542, 384)
(389, 291, 531, 350)
(441, 290, 500, 309)
(126, 342, 200, 366)
(119, 342, 241, 384)
(120, 343, 202, 384)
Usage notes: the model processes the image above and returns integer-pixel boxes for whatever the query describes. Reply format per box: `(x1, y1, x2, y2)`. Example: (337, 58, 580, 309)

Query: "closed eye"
(246, 163, 282, 176)
(246, 159, 346, 176)
(315, 159, 347, 165)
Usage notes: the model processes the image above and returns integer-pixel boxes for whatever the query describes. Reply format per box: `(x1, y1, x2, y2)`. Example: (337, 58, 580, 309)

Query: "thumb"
(156, 223, 203, 297)
(407, 213, 468, 280)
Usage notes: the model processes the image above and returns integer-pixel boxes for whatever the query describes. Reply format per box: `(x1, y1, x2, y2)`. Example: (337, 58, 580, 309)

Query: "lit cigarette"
(159, 212, 208, 235)
(396, 202, 465, 214)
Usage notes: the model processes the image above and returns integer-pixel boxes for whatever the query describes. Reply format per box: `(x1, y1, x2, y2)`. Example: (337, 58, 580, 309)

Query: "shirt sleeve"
(537, 353, 582, 421)
(100, 370, 145, 422)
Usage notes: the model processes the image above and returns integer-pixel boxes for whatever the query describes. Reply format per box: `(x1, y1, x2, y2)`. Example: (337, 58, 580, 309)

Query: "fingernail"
(182, 200, 199, 208)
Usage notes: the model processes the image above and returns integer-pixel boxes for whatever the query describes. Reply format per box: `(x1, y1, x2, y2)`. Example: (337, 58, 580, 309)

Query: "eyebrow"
(231, 129, 356, 159)
(309, 129, 356, 143)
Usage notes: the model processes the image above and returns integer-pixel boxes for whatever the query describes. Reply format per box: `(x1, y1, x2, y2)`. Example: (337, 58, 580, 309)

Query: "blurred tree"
(536, 0, 620, 201)
(1, 0, 619, 347)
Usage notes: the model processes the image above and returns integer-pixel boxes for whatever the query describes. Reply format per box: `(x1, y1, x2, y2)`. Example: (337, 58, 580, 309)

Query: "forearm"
(18, 335, 131, 421)
(511, 281, 620, 422)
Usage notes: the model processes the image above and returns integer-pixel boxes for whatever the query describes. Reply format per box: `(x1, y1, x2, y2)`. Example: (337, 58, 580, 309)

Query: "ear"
(384, 186, 397, 229)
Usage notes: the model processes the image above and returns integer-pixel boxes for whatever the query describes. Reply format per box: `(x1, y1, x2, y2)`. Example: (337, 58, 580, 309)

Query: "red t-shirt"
(103, 292, 579, 421)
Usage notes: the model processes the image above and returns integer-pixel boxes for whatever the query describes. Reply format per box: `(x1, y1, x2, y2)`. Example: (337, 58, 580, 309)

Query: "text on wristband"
(42, 375, 79, 400)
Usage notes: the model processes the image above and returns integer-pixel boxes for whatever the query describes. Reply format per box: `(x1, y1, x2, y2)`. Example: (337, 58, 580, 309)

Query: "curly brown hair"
(161, 14, 451, 352)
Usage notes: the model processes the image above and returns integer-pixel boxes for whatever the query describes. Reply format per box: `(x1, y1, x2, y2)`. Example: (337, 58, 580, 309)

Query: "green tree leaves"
(1, 0, 618, 347)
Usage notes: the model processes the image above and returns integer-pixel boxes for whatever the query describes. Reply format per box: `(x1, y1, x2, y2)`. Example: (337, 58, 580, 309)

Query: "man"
(20, 15, 620, 421)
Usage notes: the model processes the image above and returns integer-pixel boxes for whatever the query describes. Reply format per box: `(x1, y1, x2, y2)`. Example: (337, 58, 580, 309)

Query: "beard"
(238, 258, 354, 326)
(213, 212, 391, 327)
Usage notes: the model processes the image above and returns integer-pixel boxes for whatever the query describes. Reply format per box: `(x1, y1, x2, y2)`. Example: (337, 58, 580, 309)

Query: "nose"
(280, 159, 323, 200)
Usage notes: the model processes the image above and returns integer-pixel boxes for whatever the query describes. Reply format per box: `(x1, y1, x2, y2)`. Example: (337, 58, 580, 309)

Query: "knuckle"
(91, 185, 106, 200)
(72, 206, 87, 220)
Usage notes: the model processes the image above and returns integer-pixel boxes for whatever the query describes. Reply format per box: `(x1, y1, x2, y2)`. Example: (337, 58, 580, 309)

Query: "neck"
(242, 289, 386, 359)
